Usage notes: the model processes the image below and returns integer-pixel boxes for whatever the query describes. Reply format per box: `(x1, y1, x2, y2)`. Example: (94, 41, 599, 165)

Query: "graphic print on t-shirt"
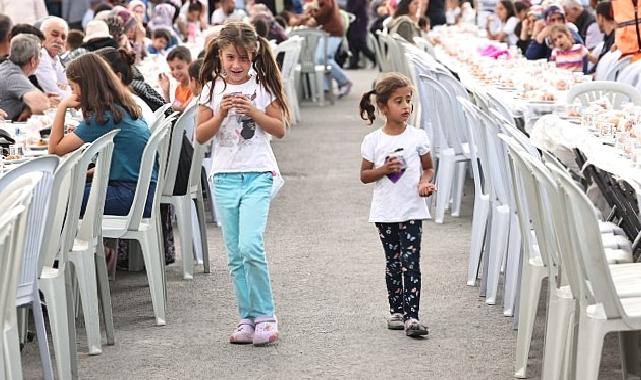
(385, 148, 407, 183)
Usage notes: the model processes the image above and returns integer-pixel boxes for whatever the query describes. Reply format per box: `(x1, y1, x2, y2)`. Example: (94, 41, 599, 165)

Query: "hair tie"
(368, 89, 377, 96)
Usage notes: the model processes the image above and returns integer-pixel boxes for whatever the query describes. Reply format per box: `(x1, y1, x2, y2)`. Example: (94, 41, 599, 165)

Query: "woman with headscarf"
(128, 0, 147, 24)
(525, 4, 583, 60)
(148, 3, 181, 47)
(386, 0, 422, 43)
(115, 7, 147, 61)
(251, 4, 288, 43)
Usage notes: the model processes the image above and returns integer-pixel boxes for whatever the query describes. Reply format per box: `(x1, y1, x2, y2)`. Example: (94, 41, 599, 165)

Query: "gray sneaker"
(404, 318, 429, 337)
(387, 313, 404, 330)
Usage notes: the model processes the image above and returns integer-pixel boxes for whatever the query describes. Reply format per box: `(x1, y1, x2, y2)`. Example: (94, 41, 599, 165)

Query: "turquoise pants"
(213, 172, 275, 318)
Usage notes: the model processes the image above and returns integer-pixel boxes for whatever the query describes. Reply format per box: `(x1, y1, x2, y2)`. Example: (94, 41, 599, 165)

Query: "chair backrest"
(458, 97, 488, 197)
(289, 28, 328, 73)
(0, 173, 41, 308)
(477, 108, 513, 206)
(566, 81, 641, 107)
(150, 103, 172, 128)
(375, 30, 393, 72)
(552, 162, 625, 320)
(274, 36, 303, 81)
(126, 123, 170, 230)
(162, 103, 197, 196)
(187, 137, 207, 196)
(595, 50, 625, 81)
(0, 157, 59, 305)
(501, 135, 553, 272)
(76, 130, 119, 243)
(368, 33, 385, 71)
(39, 148, 85, 269)
(150, 109, 179, 133)
(617, 59, 641, 89)
(0, 203, 29, 346)
(413, 36, 436, 57)
(390, 34, 412, 77)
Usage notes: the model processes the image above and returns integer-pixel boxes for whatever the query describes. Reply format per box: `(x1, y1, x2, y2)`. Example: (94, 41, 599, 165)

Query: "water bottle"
(14, 125, 25, 155)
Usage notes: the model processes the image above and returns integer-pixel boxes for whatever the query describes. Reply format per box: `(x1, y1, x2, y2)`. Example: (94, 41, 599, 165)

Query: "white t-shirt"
(497, 16, 518, 46)
(198, 75, 276, 175)
(361, 126, 431, 223)
(211, 8, 247, 25)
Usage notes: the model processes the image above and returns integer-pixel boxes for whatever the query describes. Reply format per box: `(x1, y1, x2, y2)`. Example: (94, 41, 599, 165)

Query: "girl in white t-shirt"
(196, 22, 291, 347)
(359, 73, 436, 337)
(486, 0, 519, 46)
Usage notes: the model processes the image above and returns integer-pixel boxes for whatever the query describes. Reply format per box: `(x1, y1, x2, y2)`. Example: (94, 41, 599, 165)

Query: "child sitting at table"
(147, 28, 172, 55)
(159, 46, 193, 112)
(549, 24, 588, 72)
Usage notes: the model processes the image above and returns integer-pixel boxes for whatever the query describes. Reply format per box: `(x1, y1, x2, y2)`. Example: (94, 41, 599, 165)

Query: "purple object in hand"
(385, 150, 407, 183)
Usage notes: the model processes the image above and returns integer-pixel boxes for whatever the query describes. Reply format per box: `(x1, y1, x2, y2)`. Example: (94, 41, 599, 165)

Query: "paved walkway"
(23, 69, 624, 379)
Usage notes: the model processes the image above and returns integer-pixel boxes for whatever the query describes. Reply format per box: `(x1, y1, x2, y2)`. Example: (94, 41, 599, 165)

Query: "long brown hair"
(66, 52, 142, 125)
(199, 21, 291, 123)
(360, 72, 413, 124)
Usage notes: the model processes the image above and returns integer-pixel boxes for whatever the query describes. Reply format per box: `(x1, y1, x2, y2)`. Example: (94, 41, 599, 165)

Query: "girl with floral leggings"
(359, 73, 436, 337)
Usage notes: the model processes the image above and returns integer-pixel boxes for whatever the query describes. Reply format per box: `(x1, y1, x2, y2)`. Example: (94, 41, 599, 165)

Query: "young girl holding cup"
(359, 73, 436, 337)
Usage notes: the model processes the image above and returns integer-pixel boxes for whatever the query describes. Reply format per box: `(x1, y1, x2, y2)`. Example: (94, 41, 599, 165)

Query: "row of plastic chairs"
(503, 129, 641, 379)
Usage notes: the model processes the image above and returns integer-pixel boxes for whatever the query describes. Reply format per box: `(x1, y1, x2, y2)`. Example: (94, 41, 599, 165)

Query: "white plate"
(4, 158, 27, 164)
(27, 145, 48, 150)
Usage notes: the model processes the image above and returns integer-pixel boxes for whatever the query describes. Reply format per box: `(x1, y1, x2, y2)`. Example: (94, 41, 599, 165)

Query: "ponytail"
(254, 36, 292, 124)
(200, 37, 223, 104)
(360, 89, 377, 124)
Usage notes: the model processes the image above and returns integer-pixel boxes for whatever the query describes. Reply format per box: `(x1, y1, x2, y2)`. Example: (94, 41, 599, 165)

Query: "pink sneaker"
(229, 319, 255, 344)
(253, 316, 278, 346)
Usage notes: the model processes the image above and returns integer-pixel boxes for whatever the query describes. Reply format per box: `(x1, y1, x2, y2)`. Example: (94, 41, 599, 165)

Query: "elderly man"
(563, 0, 602, 51)
(211, 0, 247, 25)
(0, 34, 52, 121)
(36, 16, 71, 100)
(0, 13, 11, 60)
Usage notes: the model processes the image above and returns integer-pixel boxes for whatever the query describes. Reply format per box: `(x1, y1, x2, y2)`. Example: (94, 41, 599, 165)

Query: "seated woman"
(95, 47, 154, 124)
(48, 52, 157, 218)
(386, 0, 422, 43)
(486, 0, 518, 46)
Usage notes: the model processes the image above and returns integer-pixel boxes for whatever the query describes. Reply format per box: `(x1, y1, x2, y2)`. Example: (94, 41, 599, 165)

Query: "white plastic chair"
(0, 173, 43, 380)
(149, 104, 172, 130)
(566, 81, 641, 108)
(69, 130, 119, 355)
(102, 124, 171, 326)
(161, 104, 210, 280)
(419, 74, 470, 224)
(38, 148, 85, 380)
(0, 206, 29, 380)
(273, 36, 303, 124)
(458, 98, 492, 288)
(595, 50, 625, 81)
(554, 165, 641, 380)
(290, 28, 333, 106)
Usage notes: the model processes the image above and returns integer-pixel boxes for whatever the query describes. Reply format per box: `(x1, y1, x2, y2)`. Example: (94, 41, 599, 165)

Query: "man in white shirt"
(563, 0, 602, 51)
(36, 17, 71, 100)
(211, 0, 247, 25)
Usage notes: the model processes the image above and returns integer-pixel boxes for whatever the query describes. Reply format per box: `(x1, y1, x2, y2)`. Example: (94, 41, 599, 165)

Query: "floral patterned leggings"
(375, 220, 422, 321)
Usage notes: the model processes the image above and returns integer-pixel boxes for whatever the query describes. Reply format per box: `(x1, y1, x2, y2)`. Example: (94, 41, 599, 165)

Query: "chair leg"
(434, 149, 456, 224)
(503, 215, 522, 316)
(479, 210, 494, 298)
(175, 198, 194, 280)
(40, 274, 73, 380)
(3, 310, 24, 380)
(467, 194, 489, 286)
(70, 250, 102, 355)
(31, 299, 54, 380)
(574, 314, 606, 380)
(541, 291, 575, 380)
(485, 204, 510, 305)
(451, 161, 467, 217)
(196, 189, 210, 273)
(620, 331, 641, 378)
(513, 263, 545, 379)
(139, 229, 167, 326)
(95, 242, 115, 346)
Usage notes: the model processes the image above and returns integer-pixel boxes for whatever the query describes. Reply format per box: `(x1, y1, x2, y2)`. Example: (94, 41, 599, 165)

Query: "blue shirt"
(74, 109, 158, 184)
